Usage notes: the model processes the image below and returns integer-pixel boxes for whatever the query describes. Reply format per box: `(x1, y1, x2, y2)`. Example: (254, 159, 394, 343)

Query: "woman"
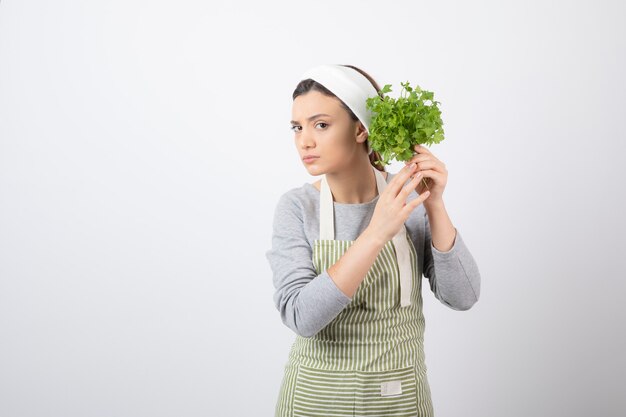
(265, 64, 481, 417)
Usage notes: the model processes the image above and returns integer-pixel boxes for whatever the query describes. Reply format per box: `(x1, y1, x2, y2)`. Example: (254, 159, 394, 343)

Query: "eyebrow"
(290, 113, 332, 125)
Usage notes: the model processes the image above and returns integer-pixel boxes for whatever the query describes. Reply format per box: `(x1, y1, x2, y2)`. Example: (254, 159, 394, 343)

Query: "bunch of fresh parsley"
(366, 81, 445, 167)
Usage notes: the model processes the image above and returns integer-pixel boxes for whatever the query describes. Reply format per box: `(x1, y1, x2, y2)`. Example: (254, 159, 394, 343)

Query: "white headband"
(300, 64, 380, 155)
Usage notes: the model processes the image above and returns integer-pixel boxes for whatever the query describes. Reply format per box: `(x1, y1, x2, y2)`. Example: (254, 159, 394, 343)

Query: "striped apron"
(275, 166, 434, 417)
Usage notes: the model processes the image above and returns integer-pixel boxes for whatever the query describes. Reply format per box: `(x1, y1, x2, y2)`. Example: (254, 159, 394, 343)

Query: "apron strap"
(319, 166, 413, 307)
(319, 172, 334, 240)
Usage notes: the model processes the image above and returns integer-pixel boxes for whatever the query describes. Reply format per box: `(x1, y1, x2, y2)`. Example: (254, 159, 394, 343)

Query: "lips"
(303, 155, 319, 161)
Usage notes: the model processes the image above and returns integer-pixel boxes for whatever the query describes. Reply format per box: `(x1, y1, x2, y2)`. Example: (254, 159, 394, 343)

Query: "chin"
(304, 165, 324, 176)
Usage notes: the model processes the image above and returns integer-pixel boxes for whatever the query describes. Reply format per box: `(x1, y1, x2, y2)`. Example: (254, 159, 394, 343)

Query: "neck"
(325, 158, 378, 204)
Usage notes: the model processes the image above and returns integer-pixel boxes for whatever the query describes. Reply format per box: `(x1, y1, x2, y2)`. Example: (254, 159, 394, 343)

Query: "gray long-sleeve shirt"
(265, 170, 481, 338)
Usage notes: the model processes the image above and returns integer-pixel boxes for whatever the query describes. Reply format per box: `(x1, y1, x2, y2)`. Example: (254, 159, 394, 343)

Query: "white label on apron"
(380, 380, 402, 396)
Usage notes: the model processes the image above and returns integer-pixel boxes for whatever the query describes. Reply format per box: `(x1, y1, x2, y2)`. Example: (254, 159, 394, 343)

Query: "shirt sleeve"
(265, 192, 353, 337)
(422, 211, 481, 310)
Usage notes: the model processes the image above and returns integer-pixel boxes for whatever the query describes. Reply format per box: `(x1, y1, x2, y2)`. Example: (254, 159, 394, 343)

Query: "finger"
(386, 162, 418, 198)
(417, 169, 441, 181)
(413, 144, 432, 155)
(415, 160, 444, 173)
(404, 154, 430, 165)
(415, 175, 436, 194)
(401, 189, 430, 216)
(414, 146, 441, 165)
(399, 171, 423, 200)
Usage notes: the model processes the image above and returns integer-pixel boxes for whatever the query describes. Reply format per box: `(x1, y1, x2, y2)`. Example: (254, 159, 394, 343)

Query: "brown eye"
(316, 122, 328, 129)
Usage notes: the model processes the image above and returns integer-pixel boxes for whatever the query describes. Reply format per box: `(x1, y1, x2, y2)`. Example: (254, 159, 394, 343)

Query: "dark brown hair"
(292, 64, 386, 172)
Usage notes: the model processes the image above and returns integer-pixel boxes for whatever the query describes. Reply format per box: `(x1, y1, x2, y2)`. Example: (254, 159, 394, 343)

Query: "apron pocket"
(292, 364, 421, 417)
(354, 365, 419, 416)
(293, 365, 356, 416)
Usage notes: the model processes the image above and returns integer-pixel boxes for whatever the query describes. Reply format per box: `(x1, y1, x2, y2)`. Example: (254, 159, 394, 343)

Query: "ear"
(355, 121, 368, 145)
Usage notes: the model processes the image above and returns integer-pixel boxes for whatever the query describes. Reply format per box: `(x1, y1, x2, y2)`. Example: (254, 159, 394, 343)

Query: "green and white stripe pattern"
(275, 234, 434, 416)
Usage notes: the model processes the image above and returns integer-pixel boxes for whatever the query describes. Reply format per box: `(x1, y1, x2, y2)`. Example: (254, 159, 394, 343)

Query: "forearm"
(326, 227, 387, 298)
(424, 199, 456, 252)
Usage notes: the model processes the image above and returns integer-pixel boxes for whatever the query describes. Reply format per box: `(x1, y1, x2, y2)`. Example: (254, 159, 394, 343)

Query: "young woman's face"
(290, 90, 367, 176)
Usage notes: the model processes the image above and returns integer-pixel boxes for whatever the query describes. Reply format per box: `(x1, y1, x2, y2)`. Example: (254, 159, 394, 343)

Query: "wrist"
(361, 227, 388, 250)
(424, 197, 445, 212)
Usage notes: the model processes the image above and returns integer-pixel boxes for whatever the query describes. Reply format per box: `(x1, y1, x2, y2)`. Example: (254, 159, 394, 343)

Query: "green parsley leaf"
(366, 81, 445, 165)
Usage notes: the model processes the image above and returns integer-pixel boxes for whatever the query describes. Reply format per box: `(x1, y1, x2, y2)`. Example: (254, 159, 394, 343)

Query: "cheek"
(331, 129, 355, 149)
(316, 125, 353, 154)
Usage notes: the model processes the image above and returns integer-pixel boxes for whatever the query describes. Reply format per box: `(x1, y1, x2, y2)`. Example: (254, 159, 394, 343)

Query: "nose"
(296, 127, 316, 150)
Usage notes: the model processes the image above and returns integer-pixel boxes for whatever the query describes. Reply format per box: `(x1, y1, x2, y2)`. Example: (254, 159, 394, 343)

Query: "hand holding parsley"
(366, 81, 445, 194)
(404, 143, 447, 206)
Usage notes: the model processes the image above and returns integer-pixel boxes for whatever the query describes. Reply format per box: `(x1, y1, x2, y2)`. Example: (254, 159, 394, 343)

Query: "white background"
(1, 1, 625, 416)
